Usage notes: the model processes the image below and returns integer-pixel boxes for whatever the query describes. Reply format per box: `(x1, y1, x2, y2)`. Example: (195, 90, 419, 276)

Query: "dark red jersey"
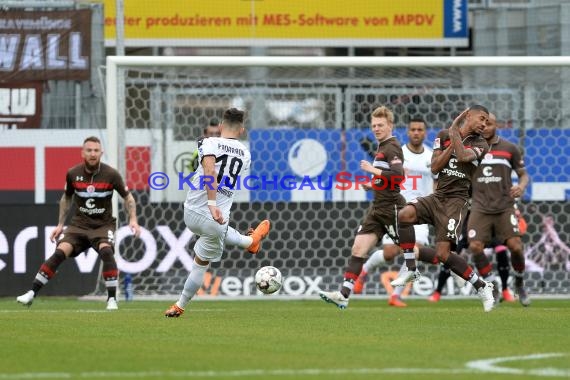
(471, 137, 525, 213)
(432, 129, 488, 200)
(65, 163, 129, 229)
(371, 136, 406, 207)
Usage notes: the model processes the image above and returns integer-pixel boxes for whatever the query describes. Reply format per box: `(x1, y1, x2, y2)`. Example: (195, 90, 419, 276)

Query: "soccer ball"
(255, 266, 283, 295)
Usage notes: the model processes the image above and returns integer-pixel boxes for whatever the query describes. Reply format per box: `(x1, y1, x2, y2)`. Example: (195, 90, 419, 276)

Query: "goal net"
(105, 56, 570, 299)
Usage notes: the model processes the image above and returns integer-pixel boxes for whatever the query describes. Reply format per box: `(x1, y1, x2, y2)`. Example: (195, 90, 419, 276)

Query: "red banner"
(0, 82, 43, 128)
(0, 9, 91, 82)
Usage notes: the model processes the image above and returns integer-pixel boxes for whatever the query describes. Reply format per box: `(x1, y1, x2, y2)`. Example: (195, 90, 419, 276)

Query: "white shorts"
(382, 224, 430, 246)
(184, 208, 228, 262)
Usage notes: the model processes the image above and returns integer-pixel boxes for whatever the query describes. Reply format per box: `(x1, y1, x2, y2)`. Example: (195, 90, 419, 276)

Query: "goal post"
(105, 56, 570, 299)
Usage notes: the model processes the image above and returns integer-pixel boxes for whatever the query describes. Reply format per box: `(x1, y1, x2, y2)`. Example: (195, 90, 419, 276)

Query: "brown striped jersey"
(65, 162, 130, 229)
(471, 137, 525, 213)
(432, 129, 489, 200)
(371, 136, 406, 206)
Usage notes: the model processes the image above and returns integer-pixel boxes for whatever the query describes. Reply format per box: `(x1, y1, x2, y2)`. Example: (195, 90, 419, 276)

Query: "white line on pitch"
(466, 352, 569, 376)
(0, 309, 226, 313)
(0, 353, 568, 379)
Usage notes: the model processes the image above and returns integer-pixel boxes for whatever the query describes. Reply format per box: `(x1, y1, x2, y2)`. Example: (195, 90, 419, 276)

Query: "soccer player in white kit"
(165, 108, 270, 318)
(353, 117, 437, 306)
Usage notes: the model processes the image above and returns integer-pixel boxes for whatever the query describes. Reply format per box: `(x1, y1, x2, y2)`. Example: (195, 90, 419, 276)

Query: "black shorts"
(358, 197, 405, 242)
(58, 224, 116, 256)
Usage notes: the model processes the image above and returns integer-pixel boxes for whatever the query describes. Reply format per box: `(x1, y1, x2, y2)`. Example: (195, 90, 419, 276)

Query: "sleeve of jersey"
(113, 170, 130, 198)
(427, 148, 438, 180)
(64, 171, 74, 196)
(432, 130, 446, 151)
(511, 145, 526, 171)
(379, 145, 404, 181)
(199, 138, 217, 160)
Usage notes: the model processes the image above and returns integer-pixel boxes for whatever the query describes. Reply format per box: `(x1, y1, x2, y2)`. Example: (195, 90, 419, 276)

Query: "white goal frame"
(106, 55, 570, 173)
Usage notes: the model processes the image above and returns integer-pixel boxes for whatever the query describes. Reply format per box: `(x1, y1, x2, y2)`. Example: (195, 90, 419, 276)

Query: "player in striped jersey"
(466, 113, 531, 306)
(17, 136, 141, 310)
(353, 117, 440, 307)
(319, 106, 418, 309)
(396, 106, 496, 312)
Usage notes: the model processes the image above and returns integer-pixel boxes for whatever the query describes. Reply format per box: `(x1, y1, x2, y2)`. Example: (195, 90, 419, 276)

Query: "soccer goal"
(105, 56, 570, 299)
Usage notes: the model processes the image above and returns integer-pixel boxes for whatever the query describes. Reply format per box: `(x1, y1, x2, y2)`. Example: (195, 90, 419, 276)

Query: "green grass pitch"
(0, 297, 569, 380)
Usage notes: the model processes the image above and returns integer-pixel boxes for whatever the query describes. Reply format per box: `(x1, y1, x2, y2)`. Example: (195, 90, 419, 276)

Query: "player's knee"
(437, 250, 449, 263)
(56, 242, 74, 257)
(506, 237, 523, 255)
(351, 242, 370, 258)
(435, 242, 450, 262)
(351, 246, 366, 257)
(494, 244, 507, 254)
(98, 245, 115, 262)
(383, 245, 399, 260)
(398, 206, 416, 223)
(469, 240, 484, 254)
(194, 256, 210, 267)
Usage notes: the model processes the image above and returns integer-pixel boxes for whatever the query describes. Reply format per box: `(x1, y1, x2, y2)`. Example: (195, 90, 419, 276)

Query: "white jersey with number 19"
(184, 137, 251, 220)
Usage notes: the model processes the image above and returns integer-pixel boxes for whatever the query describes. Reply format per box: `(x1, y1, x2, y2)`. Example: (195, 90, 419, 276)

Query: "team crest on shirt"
(468, 229, 476, 238)
(87, 185, 95, 193)
(485, 153, 493, 160)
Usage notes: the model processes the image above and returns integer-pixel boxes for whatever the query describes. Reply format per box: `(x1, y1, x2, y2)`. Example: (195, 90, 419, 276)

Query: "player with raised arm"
(395, 105, 496, 312)
(353, 117, 440, 307)
(17, 136, 141, 310)
(165, 108, 270, 318)
(318, 106, 418, 309)
(466, 112, 531, 306)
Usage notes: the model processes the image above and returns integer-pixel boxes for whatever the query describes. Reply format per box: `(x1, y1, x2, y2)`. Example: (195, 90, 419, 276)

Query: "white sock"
(177, 260, 209, 309)
(393, 265, 406, 296)
(225, 226, 253, 248)
(363, 249, 385, 272)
